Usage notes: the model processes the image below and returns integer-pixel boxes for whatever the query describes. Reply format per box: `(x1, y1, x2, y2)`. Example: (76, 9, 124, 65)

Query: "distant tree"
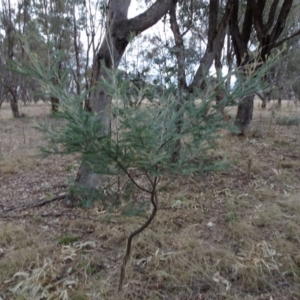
(120, 0, 235, 160)
(1, 0, 20, 117)
(230, 0, 300, 134)
(265, 41, 300, 106)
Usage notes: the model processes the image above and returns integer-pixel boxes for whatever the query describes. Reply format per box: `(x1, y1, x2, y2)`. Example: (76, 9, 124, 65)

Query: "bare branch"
(272, 28, 300, 48)
(116, 0, 175, 36)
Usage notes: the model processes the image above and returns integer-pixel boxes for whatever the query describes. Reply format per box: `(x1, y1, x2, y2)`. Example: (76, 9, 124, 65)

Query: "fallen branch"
(0, 193, 67, 214)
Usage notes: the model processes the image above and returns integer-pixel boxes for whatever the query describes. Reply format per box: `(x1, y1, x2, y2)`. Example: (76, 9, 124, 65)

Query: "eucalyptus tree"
(33, 0, 76, 112)
(260, 3, 300, 107)
(72, 0, 176, 201)
(68, 0, 104, 98)
(13, 0, 50, 105)
(168, 0, 235, 160)
(27, 0, 100, 106)
(0, 0, 20, 117)
(19, 1, 280, 290)
(229, 0, 300, 134)
(119, 0, 235, 161)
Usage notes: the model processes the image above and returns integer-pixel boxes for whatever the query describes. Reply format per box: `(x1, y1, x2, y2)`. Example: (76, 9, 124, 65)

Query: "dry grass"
(1, 101, 300, 299)
(0, 101, 50, 120)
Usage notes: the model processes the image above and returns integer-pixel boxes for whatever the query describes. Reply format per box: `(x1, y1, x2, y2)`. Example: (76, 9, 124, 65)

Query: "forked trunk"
(230, 0, 297, 131)
(71, 0, 175, 203)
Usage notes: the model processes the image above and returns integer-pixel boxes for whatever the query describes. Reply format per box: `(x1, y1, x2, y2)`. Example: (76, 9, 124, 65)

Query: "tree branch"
(118, 178, 158, 292)
(190, 0, 235, 90)
(253, 0, 267, 41)
(169, 1, 187, 91)
(241, 0, 254, 44)
(269, 0, 293, 43)
(0, 193, 67, 214)
(266, 0, 280, 32)
(116, 0, 175, 37)
(272, 28, 300, 48)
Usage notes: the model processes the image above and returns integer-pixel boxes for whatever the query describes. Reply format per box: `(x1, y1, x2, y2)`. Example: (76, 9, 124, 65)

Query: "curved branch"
(272, 28, 300, 48)
(118, 178, 158, 292)
(115, 0, 175, 37)
(115, 159, 152, 193)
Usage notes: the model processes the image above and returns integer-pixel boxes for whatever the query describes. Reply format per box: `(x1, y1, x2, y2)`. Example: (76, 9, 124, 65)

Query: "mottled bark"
(74, 1, 131, 197)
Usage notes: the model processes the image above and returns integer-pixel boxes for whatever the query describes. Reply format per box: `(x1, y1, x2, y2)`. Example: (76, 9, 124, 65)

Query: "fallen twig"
(0, 193, 67, 214)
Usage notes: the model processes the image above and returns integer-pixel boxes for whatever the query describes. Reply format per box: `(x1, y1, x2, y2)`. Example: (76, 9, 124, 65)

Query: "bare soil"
(1, 101, 300, 299)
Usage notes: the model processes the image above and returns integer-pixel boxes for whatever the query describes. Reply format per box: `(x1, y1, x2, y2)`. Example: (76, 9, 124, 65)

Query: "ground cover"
(0, 100, 300, 299)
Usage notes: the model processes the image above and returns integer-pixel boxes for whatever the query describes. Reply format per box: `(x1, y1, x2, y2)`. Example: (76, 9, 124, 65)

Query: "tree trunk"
(169, 1, 187, 162)
(10, 98, 20, 118)
(8, 88, 20, 118)
(50, 96, 59, 113)
(234, 95, 254, 135)
(278, 97, 282, 108)
(71, 0, 175, 203)
(73, 29, 129, 202)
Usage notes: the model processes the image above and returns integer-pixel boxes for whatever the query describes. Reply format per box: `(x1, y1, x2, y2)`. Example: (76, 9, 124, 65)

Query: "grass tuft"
(276, 116, 300, 126)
